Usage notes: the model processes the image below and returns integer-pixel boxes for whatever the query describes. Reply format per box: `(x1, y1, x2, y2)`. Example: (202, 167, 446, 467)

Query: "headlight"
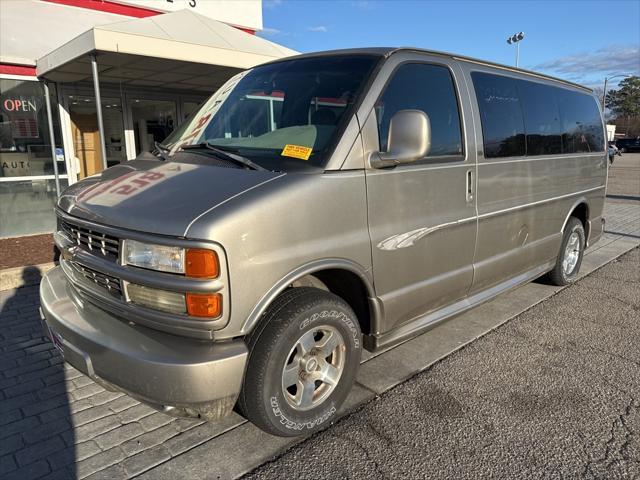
(123, 240, 219, 278)
(124, 239, 185, 274)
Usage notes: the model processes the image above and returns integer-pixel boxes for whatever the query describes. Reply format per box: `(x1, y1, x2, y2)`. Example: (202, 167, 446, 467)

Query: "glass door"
(67, 94, 126, 179)
(128, 98, 177, 155)
(181, 100, 203, 121)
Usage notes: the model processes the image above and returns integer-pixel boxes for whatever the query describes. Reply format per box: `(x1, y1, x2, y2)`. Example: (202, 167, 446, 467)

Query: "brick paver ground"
(0, 290, 234, 480)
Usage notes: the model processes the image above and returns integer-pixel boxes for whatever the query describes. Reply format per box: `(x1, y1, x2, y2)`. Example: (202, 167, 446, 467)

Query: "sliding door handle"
(466, 170, 474, 202)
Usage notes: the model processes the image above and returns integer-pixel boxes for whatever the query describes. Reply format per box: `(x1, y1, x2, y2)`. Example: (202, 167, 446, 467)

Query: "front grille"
(60, 220, 119, 261)
(68, 261, 123, 299)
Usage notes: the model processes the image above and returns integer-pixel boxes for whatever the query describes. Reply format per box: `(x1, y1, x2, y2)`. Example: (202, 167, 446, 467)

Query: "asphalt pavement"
(245, 246, 639, 479)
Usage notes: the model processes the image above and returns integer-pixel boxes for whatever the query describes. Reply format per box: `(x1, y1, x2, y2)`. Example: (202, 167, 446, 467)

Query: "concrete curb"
(0, 262, 57, 291)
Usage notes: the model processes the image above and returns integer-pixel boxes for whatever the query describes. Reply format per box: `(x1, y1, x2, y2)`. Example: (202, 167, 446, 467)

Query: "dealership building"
(0, 0, 295, 243)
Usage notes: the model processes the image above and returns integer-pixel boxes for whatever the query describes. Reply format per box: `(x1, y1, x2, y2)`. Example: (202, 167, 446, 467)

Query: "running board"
(363, 260, 555, 351)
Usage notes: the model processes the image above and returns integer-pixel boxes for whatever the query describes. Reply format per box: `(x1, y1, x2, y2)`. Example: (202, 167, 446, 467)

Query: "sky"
(259, 0, 640, 89)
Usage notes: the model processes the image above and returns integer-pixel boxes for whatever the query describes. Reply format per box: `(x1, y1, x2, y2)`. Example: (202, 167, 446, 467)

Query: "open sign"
(2, 98, 37, 112)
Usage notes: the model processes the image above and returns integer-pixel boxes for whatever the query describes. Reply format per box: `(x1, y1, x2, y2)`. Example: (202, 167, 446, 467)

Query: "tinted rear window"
(518, 81, 563, 155)
(472, 71, 604, 158)
(555, 88, 605, 153)
(471, 72, 525, 158)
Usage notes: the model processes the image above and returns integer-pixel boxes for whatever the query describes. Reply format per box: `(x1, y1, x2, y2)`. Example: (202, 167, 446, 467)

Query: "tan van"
(41, 48, 607, 436)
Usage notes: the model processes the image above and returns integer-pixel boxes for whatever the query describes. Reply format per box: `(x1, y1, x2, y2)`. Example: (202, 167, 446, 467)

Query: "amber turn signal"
(185, 249, 219, 278)
(186, 293, 222, 318)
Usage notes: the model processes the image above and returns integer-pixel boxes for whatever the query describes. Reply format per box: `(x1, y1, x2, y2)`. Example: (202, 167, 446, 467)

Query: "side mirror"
(369, 109, 431, 169)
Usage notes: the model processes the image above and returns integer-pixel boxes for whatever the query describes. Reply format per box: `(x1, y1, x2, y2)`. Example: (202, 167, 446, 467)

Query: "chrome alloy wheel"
(562, 231, 581, 276)
(281, 325, 346, 411)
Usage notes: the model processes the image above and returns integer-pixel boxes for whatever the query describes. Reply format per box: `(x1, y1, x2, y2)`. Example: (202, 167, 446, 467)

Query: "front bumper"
(40, 266, 248, 420)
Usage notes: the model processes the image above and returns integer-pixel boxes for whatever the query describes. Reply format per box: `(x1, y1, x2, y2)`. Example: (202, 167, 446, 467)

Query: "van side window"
(471, 72, 526, 158)
(555, 89, 604, 153)
(472, 71, 605, 158)
(518, 80, 563, 155)
(377, 63, 463, 159)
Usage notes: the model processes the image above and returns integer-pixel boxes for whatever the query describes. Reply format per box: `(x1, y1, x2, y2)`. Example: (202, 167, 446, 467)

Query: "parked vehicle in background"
(608, 142, 622, 163)
(40, 48, 607, 437)
(616, 137, 640, 153)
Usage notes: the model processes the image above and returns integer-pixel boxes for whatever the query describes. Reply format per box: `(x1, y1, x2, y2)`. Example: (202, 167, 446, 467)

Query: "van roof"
(264, 47, 593, 93)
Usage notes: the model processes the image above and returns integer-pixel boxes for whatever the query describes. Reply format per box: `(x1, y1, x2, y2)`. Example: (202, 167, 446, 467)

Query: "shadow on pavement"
(604, 230, 640, 240)
(606, 194, 640, 202)
(0, 267, 77, 479)
(533, 271, 555, 286)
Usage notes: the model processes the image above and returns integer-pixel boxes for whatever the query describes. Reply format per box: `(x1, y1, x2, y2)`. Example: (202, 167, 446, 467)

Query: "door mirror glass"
(370, 109, 431, 168)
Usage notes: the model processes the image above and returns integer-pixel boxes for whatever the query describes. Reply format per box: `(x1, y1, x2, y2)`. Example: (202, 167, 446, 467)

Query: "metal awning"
(35, 9, 297, 195)
(36, 9, 297, 92)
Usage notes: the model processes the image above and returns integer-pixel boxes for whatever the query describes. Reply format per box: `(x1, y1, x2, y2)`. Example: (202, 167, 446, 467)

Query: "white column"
(43, 81, 60, 197)
(90, 53, 108, 170)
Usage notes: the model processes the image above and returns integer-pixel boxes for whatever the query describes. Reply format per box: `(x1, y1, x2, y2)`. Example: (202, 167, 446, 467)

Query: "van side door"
(462, 66, 606, 294)
(361, 54, 478, 334)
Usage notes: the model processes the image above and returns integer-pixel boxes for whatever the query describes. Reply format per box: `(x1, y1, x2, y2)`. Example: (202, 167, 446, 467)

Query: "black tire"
(238, 287, 362, 437)
(547, 217, 586, 286)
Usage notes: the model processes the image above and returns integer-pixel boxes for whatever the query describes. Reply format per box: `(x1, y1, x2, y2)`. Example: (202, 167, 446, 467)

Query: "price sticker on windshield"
(281, 144, 313, 161)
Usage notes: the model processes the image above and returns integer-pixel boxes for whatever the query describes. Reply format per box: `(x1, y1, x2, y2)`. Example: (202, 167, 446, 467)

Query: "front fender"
(240, 258, 380, 335)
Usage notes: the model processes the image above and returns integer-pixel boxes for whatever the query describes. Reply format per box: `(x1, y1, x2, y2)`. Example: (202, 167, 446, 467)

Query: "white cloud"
(533, 45, 640, 82)
(308, 25, 329, 33)
(258, 27, 282, 36)
(350, 0, 372, 8)
(264, 0, 283, 9)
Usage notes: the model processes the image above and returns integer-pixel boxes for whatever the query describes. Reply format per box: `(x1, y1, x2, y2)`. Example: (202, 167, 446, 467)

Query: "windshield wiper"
(154, 141, 170, 161)
(181, 141, 266, 171)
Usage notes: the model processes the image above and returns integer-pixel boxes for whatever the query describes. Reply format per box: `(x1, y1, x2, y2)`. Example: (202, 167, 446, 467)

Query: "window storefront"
(0, 77, 206, 238)
(0, 78, 67, 237)
(60, 84, 204, 176)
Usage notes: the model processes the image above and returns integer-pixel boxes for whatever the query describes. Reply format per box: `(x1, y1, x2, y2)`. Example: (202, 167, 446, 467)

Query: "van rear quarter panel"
(471, 154, 606, 293)
(459, 61, 607, 294)
(185, 171, 372, 339)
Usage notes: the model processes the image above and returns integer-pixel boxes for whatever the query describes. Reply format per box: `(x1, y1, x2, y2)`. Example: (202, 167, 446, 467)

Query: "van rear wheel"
(547, 217, 585, 286)
(238, 287, 362, 437)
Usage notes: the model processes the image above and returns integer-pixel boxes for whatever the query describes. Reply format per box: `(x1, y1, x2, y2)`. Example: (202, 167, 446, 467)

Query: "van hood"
(58, 159, 284, 237)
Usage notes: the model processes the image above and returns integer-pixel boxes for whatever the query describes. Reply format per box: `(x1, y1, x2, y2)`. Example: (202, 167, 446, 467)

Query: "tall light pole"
(602, 74, 631, 115)
(507, 32, 525, 67)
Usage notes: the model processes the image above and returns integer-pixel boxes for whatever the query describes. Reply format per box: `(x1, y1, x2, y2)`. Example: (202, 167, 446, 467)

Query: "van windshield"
(162, 55, 380, 171)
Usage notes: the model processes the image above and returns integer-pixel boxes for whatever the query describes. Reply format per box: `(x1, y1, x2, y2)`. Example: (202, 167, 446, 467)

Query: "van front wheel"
(238, 287, 362, 437)
(548, 217, 585, 286)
